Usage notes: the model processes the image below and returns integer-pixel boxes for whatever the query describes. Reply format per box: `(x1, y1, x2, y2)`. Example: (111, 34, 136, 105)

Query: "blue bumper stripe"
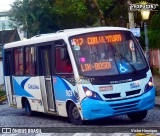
(81, 87, 155, 120)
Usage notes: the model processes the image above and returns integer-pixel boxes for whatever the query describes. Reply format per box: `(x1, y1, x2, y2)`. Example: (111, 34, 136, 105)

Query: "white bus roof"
(4, 27, 130, 49)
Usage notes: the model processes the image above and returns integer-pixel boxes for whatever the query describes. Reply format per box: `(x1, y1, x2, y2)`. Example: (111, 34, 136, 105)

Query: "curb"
(0, 95, 7, 102)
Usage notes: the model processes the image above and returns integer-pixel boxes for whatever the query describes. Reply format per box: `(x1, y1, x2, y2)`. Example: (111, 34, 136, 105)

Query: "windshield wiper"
(118, 53, 138, 73)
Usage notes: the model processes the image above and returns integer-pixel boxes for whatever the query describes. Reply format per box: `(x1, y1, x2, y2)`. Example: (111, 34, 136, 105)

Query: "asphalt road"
(0, 100, 160, 135)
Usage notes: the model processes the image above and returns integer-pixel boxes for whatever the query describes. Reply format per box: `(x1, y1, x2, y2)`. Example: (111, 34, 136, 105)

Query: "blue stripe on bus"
(53, 76, 78, 103)
(61, 78, 78, 102)
(21, 77, 30, 89)
(13, 78, 33, 98)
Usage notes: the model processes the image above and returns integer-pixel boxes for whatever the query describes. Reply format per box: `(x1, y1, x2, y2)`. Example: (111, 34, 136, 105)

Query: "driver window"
(55, 47, 73, 74)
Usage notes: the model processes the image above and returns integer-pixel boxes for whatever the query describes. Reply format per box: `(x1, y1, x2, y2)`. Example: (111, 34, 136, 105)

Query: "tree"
(9, 0, 114, 37)
(9, 0, 56, 37)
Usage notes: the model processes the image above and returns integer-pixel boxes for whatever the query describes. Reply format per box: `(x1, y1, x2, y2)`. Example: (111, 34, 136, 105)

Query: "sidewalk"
(153, 75, 160, 107)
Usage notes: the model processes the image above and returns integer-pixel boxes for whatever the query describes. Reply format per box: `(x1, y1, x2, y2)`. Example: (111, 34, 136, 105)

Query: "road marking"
(73, 133, 92, 136)
(111, 133, 133, 136)
(0, 134, 18, 136)
(35, 134, 53, 136)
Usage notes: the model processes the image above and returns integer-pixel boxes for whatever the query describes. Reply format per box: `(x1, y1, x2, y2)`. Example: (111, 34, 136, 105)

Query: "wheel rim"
(72, 106, 80, 119)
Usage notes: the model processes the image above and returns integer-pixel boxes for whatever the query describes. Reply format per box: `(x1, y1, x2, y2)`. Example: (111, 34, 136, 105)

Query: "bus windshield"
(69, 30, 147, 77)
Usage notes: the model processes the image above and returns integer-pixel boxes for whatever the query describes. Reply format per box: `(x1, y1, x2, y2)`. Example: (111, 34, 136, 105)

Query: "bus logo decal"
(130, 81, 140, 89)
(28, 84, 39, 90)
(120, 92, 126, 98)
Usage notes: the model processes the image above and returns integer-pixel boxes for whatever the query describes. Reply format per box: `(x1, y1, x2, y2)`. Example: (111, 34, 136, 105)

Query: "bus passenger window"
(56, 47, 73, 73)
(24, 46, 36, 75)
(14, 48, 24, 75)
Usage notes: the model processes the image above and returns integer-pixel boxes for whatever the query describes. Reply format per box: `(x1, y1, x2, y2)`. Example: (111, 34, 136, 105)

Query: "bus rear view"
(68, 28, 155, 124)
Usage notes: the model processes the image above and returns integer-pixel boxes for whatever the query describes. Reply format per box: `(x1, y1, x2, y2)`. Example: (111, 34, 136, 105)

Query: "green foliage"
(149, 13, 160, 30)
(148, 30, 160, 49)
(9, 0, 53, 37)
(9, 0, 114, 37)
(0, 91, 5, 97)
(140, 29, 160, 49)
(140, 10, 160, 49)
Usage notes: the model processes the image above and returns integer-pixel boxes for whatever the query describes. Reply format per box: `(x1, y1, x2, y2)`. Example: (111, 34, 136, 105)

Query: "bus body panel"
(4, 76, 14, 106)
(79, 70, 155, 120)
(12, 76, 45, 112)
(3, 27, 155, 123)
(53, 76, 82, 117)
(86, 71, 152, 101)
(81, 87, 155, 120)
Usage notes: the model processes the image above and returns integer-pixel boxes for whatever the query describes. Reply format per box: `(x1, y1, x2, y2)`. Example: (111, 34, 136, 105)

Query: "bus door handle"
(45, 77, 51, 81)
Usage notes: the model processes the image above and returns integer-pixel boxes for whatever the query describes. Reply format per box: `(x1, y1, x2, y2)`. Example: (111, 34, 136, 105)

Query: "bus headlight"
(144, 77, 153, 93)
(83, 87, 102, 100)
(85, 90, 93, 97)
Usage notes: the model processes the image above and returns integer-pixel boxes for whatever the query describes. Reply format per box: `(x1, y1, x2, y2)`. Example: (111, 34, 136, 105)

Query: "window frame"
(24, 45, 36, 76)
(13, 47, 24, 76)
(55, 45, 73, 75)
(4, 49, 13, 76)
(36, 41, 55, 76)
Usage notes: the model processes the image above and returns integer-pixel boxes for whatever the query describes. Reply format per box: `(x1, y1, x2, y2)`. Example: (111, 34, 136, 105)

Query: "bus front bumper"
(81, 87, 155, 120)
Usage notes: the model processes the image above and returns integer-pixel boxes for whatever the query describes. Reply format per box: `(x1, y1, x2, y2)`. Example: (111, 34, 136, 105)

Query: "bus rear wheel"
(127, 110, 147, 122)
(25, 100, 33, 116)
(68, 103, 83, 125)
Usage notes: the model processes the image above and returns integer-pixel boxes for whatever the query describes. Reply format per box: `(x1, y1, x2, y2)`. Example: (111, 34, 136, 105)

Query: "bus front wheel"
(127, 110, 147, 122)
(25, 100, 33, 116)
(68, 103, 83, 125)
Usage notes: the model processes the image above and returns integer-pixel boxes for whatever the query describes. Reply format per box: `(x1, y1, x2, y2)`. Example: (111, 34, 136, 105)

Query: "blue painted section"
(13, 78, 33, 97)
(21, 78, 30, 89)
(117, 62, 130, 74)
(13, 76, 30, 85)
(53, 76, 78, 103)
(81, 87, 155, 120)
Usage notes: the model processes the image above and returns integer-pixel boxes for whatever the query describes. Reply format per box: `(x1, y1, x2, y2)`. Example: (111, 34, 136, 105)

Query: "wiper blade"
(118, 53, 138, 73)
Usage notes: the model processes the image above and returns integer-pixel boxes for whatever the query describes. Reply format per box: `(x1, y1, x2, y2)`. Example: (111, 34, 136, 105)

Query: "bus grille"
(109, 100, 140, 113)
(126, 89, 141, 96)
(103, 89, 141, 99)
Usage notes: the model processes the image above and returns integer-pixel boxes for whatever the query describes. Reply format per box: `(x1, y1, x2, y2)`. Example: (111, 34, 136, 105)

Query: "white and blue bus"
(3, 27, 155, 125)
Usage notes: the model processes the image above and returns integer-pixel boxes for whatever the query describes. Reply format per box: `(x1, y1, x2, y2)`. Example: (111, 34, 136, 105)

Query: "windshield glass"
(69, 30, 147, 77)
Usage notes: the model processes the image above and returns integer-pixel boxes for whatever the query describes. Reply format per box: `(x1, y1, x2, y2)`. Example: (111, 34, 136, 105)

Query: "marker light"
(144, 77, 153, 93)
(83, 87, 102, 100)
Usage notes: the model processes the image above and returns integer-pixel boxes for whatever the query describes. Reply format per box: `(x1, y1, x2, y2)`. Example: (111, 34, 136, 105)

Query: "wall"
(149, 49, 160, 71)
(0, 61, 4, 85)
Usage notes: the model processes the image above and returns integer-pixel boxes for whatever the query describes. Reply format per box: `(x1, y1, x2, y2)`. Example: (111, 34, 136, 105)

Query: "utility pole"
(127, 0, 136, 63)
(127, 0, 135, 28)
(92, 0, 105, 26)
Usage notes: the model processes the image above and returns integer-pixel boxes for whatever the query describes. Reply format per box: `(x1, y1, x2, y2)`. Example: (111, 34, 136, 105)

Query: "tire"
(68, 103, 83, 125)
(127, 110, 147, 122)
(25, 100, 33, 116)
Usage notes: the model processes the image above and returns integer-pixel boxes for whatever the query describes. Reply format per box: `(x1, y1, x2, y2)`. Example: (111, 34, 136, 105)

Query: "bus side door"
(39, 45, 56, 112)
(4, 50, 15, 105)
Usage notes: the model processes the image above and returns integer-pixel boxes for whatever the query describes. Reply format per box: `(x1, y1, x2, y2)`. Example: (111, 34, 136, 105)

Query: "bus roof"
(4, 27, 130, 49)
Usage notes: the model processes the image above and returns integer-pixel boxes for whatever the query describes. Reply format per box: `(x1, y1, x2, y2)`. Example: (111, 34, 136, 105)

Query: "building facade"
(0, 11, 20, 85)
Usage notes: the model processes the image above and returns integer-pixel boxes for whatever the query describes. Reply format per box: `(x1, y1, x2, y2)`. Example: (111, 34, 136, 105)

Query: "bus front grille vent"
(103, 89, 141, 99)
(126, 89, 141, 96)
(109, 100, 140, 113)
